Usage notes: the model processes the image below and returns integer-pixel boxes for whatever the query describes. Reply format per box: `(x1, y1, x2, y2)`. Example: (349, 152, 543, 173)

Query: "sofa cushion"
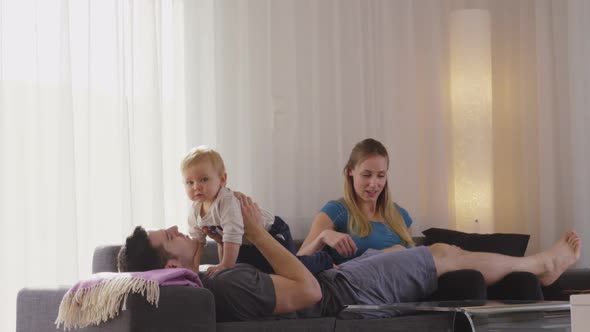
(487, 271, 543, 300)
(422, 228, 529, 257)
(217, 317, 335, 332)
(334, 312, 454, 332)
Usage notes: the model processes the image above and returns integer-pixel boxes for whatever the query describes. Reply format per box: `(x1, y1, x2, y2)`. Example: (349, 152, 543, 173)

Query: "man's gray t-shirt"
(203, 264, 351, 321)
(204, 246, 437, 321)
(202, 264, 277, 322)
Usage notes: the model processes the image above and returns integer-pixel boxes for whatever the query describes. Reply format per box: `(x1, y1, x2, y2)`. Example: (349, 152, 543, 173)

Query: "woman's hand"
(320, 229, 358, 257)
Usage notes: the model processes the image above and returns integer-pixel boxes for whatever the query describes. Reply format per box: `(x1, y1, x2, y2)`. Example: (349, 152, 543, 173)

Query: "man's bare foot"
(538, 230, 581, 286)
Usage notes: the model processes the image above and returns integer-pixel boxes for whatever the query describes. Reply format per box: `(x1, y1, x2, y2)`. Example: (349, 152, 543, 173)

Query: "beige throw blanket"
(55, 268, 202, 330)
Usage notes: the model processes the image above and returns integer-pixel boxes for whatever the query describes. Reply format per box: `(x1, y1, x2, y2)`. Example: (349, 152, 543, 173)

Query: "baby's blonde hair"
(181, 146, 226, 175)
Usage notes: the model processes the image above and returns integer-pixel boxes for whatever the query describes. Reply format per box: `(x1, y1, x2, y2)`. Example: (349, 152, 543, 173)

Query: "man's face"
(148, 226, 196, 269)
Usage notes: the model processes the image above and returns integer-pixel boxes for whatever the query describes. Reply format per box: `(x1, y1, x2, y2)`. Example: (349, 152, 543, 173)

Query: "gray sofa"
(17, 239, 590, 332)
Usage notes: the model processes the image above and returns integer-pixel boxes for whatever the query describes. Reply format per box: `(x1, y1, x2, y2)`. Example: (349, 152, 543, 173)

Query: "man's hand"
(234, 192, 265, 238)
(234, 192, 321, 314)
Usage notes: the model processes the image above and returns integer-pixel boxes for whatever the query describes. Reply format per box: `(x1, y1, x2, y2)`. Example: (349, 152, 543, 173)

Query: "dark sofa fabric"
(488, 272, 544, 300)
(334, 312, 454, 332)
(543, 268, 590, 300)
(422, 227, 530, 257)
(427, 269, 487, 301)
(217, 318, 336, 332)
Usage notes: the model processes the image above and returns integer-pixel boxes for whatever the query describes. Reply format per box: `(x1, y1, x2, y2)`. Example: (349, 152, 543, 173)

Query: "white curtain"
(535, 0, 590, 261)
(208, 0, 590, 258)
(2, 1, 590, 331)
(0, 0, 190, 330)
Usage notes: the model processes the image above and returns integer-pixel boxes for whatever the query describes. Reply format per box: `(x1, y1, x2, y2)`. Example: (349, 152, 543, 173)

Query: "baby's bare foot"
(538, 231, 581, 286)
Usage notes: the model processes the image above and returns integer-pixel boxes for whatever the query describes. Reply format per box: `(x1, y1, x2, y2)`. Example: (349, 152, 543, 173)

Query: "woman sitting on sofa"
(296, 138, 556, 299)
(297, 138, 413, 264)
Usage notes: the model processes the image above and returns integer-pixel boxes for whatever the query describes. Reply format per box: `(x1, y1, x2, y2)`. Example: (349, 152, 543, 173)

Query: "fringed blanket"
(55, 268, 203, 330)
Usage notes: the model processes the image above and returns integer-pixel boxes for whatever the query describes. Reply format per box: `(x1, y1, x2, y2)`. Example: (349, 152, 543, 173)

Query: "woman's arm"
(297, 212, 358, 257)
(296, 213, 333, 255)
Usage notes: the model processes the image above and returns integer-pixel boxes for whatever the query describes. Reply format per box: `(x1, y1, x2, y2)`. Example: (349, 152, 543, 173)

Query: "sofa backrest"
(93, 245, 121, 273)
(93, 237, 425, 273)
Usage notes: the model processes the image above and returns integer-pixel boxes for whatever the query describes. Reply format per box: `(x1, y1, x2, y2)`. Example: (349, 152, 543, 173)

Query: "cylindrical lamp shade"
(450, 9, 493, 233)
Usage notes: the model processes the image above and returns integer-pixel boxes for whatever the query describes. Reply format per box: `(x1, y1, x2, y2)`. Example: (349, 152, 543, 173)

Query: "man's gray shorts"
(337, 246, 438, 317)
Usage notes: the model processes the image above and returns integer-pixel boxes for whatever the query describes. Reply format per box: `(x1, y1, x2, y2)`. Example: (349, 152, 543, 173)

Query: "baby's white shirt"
(187, 187, 275, 245)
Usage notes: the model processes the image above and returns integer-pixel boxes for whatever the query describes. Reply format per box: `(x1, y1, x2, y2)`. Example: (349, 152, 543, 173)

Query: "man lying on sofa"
(117, 193, 582, 321)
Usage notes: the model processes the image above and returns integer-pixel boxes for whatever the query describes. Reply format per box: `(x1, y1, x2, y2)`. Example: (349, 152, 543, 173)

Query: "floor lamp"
(450, 9, 493, 233)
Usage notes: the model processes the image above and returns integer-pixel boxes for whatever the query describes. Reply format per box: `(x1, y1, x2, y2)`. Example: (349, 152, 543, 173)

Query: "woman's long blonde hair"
(342, 138, 415, 247)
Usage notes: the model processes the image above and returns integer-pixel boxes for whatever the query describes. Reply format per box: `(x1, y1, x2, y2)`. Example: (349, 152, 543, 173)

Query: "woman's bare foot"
(538, 230, 581, 286)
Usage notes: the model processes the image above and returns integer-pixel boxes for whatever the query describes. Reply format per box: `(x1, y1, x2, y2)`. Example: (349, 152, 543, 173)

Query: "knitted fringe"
(55, 276, 159, 331)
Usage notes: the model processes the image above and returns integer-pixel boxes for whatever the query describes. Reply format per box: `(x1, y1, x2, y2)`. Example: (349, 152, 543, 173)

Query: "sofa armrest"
(17, 287, 71, 332)
(17, 286, 216, 332)
(125, 285, 216, 331)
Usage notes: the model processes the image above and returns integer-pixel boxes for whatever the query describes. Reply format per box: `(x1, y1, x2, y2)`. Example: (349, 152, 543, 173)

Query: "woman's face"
(349, 155, 388, 205)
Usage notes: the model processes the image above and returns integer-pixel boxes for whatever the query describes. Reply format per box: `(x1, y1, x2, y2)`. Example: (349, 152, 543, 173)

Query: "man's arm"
(237, 193, 322, 314)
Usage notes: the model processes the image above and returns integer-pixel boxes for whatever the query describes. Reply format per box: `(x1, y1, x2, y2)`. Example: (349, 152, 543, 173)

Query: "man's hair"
(117, 226, 170, 272)
(181, 145, 226, 175)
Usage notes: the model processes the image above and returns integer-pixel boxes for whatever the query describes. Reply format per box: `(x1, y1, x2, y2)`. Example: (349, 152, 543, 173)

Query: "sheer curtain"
(2, 1, 590, 331)
(210, 0, 590, 256)
(0, 0, 190, 330)
(535, 0, 590, 260)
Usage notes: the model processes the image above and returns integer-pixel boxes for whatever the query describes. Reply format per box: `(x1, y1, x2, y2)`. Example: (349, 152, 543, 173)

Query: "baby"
(182, 146, 332, 275)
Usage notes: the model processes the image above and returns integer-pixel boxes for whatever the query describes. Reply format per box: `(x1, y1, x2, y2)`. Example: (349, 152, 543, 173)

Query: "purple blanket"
(55, 268, 202, 330)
